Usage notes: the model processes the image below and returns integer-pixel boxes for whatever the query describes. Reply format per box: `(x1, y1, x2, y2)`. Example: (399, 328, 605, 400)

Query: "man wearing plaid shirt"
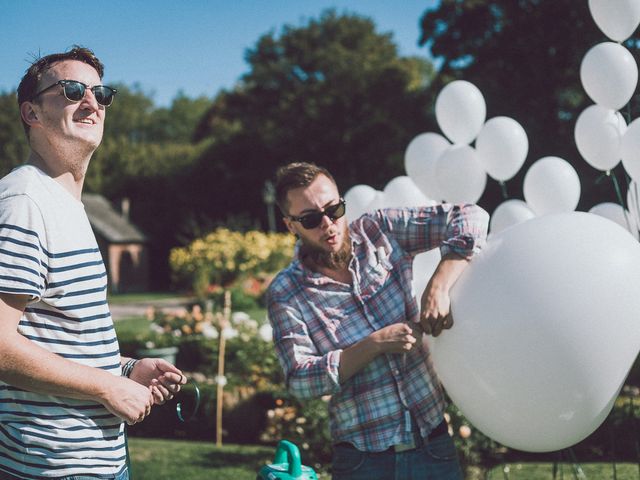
(267, 162, 489, 479)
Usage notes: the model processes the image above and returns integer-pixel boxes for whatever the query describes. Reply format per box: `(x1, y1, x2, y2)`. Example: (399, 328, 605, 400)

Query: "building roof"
(82, 193, 147, 243)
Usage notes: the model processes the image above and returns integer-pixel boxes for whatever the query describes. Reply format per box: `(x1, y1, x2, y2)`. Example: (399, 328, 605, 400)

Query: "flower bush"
(169, 228, 295, 298)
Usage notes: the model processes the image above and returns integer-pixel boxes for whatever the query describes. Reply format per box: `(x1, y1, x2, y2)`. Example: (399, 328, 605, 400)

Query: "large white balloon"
(589, 202, 638, 239)
(404, 132, 450, 201)
(425, 212, 640, 452)
(574, 105, 627, 171)
(381, 176, 434, 209)
(366, 190, 386, 213)
(628, 181, 640, 237)
(523, 157, 581, 216)
(411, 249, 441, 302)
(621, 118, 640, 183)
(489, 199, 536, 235)
(435, 145, 487, 204)
(588, 0, 640, 42)
(435, 81, 487, 145)
(580, 42, 638, 110)
(344, 184, 378, 221)
(476, 116, 529, 181)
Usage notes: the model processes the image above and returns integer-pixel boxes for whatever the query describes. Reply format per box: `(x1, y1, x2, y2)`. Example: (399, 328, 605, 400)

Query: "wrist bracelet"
(122, 359, 139, 378)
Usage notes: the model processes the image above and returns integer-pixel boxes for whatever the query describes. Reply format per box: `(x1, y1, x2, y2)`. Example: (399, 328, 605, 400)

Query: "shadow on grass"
(191, 446, 274, 471)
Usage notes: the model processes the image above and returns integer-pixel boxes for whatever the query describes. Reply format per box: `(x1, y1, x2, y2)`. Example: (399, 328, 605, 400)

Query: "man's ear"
(283, 217, 296, 236)
(20, 102, 40, 128)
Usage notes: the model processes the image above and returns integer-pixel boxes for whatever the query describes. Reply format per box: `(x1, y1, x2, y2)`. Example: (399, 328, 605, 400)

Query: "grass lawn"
(128, 437, 330, 479)
(486, 462, 640, 479)
(128, 437, 640, 479)
(108, 292, 188, 305)
(113, 316, 150, 337)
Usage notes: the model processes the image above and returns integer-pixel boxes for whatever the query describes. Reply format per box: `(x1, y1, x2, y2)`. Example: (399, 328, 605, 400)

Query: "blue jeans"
(331, 433, 463, 480)
(1, 467, 129, 480)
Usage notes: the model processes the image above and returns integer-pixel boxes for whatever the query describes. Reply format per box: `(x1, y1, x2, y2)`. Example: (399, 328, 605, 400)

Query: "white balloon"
(365, 190, 386, 213)
(523, 156, 581, 216)
(344, 184, 378, 221)
(426, 212, 640, 452)
(404, 132, 450, 200)
(574, 105, 627, 171)
(435, 145, 487, 204)
(489, 199, 536, 235)
(411, 249, 441, 302)
(381, 176, 434, 209)
(588, 0, 640, 42)
(580, 42, 638, 110)
(435, 80, 487, 145)
(476, 116, 529, 181)
(589, 202, 638, 239)
(628, 181, 640, 236)
(621, 117, 640, 183)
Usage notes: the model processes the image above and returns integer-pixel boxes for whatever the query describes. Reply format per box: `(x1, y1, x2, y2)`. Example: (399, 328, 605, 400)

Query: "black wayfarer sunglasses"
(288, 198, 347, 229)
(31, 79, 117, 107)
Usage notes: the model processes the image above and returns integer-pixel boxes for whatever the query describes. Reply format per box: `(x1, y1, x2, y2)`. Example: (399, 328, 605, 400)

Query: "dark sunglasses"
(288, 198, 346, 229)
(31, 79, 117, 107)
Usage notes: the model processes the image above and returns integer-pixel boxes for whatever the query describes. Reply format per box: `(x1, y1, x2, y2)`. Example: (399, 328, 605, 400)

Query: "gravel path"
(109, 297, 195, 321)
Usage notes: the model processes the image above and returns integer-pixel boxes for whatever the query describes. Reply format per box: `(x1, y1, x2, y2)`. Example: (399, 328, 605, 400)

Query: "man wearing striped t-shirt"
(0, 47, 186, 479)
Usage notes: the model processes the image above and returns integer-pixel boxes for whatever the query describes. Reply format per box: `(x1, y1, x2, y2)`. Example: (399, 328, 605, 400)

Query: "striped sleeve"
(0, 195, 49, 301)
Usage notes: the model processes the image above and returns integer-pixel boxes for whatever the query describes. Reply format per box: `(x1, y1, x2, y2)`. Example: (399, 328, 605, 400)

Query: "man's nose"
(318, 213, 333, 229)
(81, 88, 100, 111)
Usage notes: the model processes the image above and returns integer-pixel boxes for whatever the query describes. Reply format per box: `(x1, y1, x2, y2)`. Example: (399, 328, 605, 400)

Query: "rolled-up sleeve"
(268, 301, 342, 400)
(376, 203, 489, 259)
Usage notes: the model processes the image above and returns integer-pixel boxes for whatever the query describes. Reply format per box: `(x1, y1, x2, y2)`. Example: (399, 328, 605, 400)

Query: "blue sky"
(1, 0, 439, 107)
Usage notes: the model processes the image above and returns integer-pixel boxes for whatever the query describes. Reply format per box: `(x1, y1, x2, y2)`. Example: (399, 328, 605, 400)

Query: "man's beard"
(300, 230, 352, 271)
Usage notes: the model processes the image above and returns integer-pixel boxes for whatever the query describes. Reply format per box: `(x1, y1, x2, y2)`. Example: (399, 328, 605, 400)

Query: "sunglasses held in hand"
(31, 79, 117, 107)
(288, 198, 347, 229)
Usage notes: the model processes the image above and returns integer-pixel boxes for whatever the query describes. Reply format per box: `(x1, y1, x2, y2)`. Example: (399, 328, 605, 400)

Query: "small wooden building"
(82, 194, 149, 293)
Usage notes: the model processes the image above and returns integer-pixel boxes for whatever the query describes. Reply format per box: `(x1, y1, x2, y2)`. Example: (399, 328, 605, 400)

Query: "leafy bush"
(169, 228, 295, 297)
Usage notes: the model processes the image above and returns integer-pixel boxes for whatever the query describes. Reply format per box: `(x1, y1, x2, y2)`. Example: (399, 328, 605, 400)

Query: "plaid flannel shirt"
(267, 204, 489, 452)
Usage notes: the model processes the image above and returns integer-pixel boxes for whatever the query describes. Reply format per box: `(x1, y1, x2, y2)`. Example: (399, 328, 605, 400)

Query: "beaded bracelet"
(121, 359, 139, 378)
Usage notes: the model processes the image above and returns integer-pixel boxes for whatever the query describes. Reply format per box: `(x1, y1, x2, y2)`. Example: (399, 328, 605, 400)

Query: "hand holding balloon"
(419, 253, 470, 337)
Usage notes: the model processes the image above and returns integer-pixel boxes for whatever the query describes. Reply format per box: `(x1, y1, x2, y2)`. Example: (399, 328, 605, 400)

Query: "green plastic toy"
(257, 440, 319, 480)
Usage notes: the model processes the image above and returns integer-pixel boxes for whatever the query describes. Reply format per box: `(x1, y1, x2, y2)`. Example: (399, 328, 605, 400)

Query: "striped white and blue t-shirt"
(0, 165, 125, 479)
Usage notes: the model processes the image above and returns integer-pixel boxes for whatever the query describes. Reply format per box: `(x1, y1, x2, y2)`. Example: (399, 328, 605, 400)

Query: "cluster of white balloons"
(574, 0, 640, 236)
(404, 79, 588, 236)
(404, 80, 528, 206)
(424, 1, 640, 453)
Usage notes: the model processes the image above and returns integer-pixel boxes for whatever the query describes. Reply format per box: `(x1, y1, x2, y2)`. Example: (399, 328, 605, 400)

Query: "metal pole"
(215, 290, 231, 447)
(263, 180, 276, 232)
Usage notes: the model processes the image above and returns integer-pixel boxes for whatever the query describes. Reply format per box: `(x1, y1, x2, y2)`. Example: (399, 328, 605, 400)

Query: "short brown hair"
(275, 162, 336, 214)
(17, 46, 105, 136)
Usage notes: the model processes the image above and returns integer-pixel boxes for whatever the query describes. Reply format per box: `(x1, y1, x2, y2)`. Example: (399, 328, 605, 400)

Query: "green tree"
(87, 87, 213, 288)
(0, 91, 29, 175)
(148, 92, 212, 143)
(192, 10, 437, 229)
(419, 0, 640, 210)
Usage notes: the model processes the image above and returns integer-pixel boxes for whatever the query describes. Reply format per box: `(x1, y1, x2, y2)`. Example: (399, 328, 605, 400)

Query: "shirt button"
(393, 369, 400, 375)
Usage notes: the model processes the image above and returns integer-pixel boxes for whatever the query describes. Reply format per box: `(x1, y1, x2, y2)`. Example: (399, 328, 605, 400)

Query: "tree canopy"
(191, 10, 437, 225)
(0, 92, 28, 174)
